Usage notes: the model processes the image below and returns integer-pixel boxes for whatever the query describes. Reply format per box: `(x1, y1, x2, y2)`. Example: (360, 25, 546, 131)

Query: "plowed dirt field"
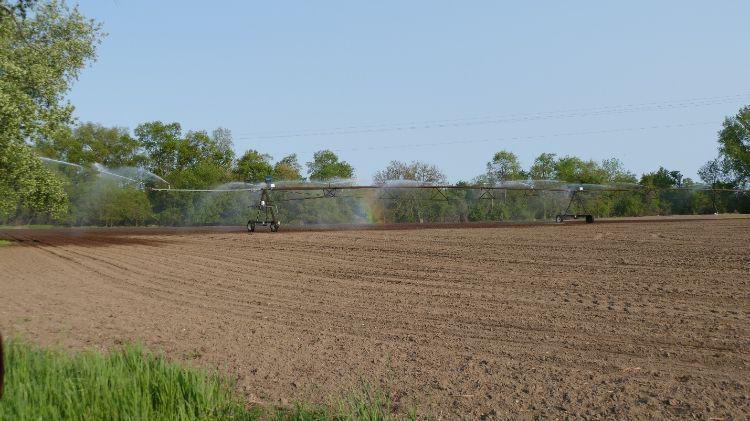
(1, 218, 748, 419)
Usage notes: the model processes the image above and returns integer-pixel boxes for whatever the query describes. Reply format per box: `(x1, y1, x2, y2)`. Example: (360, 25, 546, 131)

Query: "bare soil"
(1, 218, 748, 419)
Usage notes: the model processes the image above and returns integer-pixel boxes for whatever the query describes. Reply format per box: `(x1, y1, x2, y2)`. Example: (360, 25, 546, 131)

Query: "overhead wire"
(285, 120, 716, 155)
(233, 93, 750, 141)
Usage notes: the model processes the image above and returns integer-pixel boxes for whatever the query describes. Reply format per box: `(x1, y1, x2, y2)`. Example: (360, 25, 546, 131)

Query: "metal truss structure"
(150, 181, 750, 232)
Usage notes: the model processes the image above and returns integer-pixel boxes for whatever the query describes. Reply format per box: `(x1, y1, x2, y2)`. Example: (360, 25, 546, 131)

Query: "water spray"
(39, 157, 171, 188)
(146, 177, 750, 231)
(39, 157, 83, 169)
(92, 163, 142, 185)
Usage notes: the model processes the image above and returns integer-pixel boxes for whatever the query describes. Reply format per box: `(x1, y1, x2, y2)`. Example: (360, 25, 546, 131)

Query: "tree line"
(9, 110, 748, 226)
(2, 1, 749, 226)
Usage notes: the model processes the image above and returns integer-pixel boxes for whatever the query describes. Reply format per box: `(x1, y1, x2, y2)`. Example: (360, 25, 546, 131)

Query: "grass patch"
(0, 339, 415, 420)
(0, 240, 13, 247)
(0, 338, 258, 420)
(273, 385, 417, 420)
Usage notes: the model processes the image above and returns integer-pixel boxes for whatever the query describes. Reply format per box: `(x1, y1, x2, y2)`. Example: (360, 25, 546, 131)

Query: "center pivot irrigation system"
(148, 177, 750, 232)
(37, 156, 748, 232)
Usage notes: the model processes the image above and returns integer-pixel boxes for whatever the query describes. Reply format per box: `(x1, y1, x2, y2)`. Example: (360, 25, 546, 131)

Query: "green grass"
(0, 338, 258, 420)
(0, 240, 13, 246)
(0, 339, 415, 420)
(271, 384, 417, 421)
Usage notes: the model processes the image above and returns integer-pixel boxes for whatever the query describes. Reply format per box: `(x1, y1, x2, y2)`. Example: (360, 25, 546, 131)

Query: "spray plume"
(39, 156, 83, 169)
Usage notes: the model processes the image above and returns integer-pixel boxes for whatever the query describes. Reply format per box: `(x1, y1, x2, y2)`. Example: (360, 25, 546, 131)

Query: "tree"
(639, 167, 681, 188)
(699, 158, 730, 187)
(486, 151, 524, 183)
(698, 158, 733, 213)
(179, 130, 225, 169)
(234, 149, 273, 182)
(0, 141, 69, 220)
(638, 166, 679, 214)
(371, 160, 448, 224)
(307, 150, 354, 181)
(114, 188, 152, 226)
(135, 121, 182, 177)
(717, 105, 750, 186)
(36, 122, 142, 167)
(554, 156, 608, 184)
(210, 127, 235, 169)
(136, 122, 234, 179)
(373, 160, 447, 185)
(0, 1, 102, 220)
(529, 153, 557, 180)
(601, 158, 637, 184)
(273, 154, 303, 181)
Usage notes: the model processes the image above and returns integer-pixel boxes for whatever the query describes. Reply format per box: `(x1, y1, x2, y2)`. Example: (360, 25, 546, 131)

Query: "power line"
(233, 93, 749, 141)
(282, 120, 715, 155)
(236, 94, 742, 137)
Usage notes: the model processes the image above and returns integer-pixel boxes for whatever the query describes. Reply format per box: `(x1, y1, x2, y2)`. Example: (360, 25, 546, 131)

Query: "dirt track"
(1, 219, 749, 419)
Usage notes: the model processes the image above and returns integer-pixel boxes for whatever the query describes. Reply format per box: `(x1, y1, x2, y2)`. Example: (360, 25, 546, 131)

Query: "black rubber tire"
(270, 223, 279, 232)
(585, 215, 594, 224)
(555, 215, 564, 223)
(247, 221, 255, 232)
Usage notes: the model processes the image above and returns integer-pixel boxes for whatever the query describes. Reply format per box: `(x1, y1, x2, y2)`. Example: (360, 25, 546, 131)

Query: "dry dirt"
(1, 219, 749, 419)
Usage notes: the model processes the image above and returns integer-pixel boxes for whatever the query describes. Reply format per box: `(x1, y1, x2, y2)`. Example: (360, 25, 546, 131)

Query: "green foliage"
(717, 105, 750, 186)
(129, 122, 238, 225)
(307, 150, 354, 181)
(277, 193, 360, 225)
(13, 105, 750, 226)
(370, 161, 453, 223)
(134, 122, 235, 182)
(695, 105, 750, 212)
(554, 156, 608, 184)
(234, 149, 273, 182)
(112, 188, 152, 226)
(273, 383, 416, 421)
(273, 154, 303, 181)
(0, 338, 258, 420)
(134, 121, 183, 177)
(0, 338, 416, 420)
(601, 158, 637, 183)
(527, 154, 635, 185)
(36, 122, 143, 167)
(613, 193, 644, 217)
(22, 125, 749, 226)
(64, 177, 151, 226)
(210, 127, 236, 170)
(0, 0, 102, 220)
(4, 3, 748, 226)
(529, 152, 557, 180)
(1, 141, 69, 220)
(639, 167, 682, 188)
(179, 130, 235, 173)
(485, 150, 524, 182)
(0, 1, 102, 143)
(699, 157, 729, 186)
(373, 160, 447, 185)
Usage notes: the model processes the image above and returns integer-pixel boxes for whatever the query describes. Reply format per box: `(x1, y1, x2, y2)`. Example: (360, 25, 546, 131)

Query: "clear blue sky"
(68, 1, 750, 183)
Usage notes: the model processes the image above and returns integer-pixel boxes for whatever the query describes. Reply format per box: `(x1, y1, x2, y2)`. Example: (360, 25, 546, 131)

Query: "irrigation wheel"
(270, 223, 280, 232)
(586, 215, 594, 224)
(247, 221, 255, 232)
(555, 215, 564, 223)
